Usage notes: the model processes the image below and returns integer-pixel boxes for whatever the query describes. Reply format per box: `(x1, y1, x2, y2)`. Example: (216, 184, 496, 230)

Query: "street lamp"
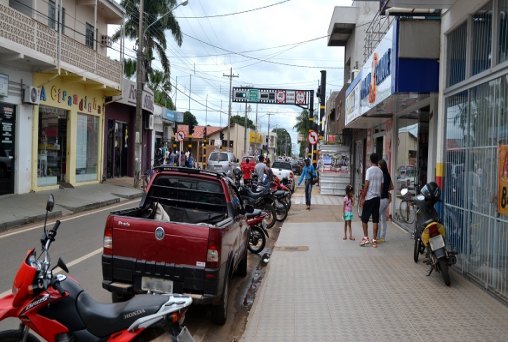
(134, 0, 189, 188)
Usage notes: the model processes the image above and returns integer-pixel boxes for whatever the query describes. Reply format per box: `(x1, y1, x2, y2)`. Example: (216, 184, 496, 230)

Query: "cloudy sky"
(112, 0, 354, 152)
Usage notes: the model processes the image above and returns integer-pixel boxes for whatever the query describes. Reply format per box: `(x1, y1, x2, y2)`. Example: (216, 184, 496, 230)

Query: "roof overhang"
(327, 7, 358, 47)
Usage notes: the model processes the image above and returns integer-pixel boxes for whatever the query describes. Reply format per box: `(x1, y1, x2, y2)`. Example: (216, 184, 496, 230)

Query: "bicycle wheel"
(399, 200, 410, 223)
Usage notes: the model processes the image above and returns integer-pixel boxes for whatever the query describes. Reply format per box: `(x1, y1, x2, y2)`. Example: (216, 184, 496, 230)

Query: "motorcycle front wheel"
(248, 226, 266, 254)
(275, 200, 288, 222)
(262, 205, 277, 229)
(413, 237, 422, 263)
(0, 330, 41, 342)
(438, 258, 451, 286)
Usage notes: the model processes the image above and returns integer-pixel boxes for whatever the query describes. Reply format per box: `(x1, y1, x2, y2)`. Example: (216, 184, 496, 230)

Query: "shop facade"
(438, 0, 508, 301)
(0, 67, 34, 195)
(104, 80, 154, 178)
(345, 18, 440, 228)
(33, 75, 107, 189)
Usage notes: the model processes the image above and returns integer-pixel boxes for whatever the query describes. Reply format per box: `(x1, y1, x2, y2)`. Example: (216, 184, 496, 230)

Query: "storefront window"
(394, 119, 418, 194)
(38, 106, 67, 187)
(447, 22, 467, 86)
(76, 113, 99, 182)
(500, 0, 508, 63)
(471, 2, 492, 76)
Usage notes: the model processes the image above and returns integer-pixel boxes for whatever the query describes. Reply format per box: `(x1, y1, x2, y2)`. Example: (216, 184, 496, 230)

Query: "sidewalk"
(241, 187, 508, 341)
(0, 178, 143, 232)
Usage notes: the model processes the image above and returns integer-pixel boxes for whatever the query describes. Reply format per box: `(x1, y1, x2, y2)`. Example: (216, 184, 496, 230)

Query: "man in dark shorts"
(360, 153, 383, 248)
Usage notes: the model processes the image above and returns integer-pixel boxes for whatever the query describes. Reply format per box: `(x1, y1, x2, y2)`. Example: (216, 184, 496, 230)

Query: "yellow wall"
(32, 74, 105, 190)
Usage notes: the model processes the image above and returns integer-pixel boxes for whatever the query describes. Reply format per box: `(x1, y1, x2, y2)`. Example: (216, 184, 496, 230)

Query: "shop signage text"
(39, 85, 103, 114)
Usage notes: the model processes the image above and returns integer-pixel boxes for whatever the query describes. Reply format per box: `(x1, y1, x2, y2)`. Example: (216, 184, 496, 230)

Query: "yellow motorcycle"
(409, 182, 457, 286)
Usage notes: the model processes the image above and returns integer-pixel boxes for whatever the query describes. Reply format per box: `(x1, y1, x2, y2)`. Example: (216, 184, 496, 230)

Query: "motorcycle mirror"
(46, 194, 55, 212)
(400, 188, 409, 196)
(56, 257, 69, 274)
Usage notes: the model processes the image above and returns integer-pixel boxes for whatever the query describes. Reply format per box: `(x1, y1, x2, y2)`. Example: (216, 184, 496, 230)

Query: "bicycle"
(397, 189, 415, 224)
(356, 189, 365, 218)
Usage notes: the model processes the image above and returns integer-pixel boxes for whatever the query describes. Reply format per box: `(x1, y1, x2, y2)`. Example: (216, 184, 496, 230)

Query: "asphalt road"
(0, 198, 283, 341)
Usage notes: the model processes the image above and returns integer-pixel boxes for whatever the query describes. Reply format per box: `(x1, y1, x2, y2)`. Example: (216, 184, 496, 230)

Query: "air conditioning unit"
(145, 114, 154, 130)
(101, 35, 112, 48)
(23, 86, 40, 105)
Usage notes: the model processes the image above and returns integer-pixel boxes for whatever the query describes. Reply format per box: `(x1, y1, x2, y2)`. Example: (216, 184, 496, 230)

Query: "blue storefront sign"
(345, 19, 439, 126)
(162, 109, 184, 123)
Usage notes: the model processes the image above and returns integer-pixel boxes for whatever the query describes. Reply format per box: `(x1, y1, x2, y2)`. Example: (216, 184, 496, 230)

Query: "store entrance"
(0, 103, 15, 195)
(106, 120, 129, 178)
(38, 106, 67, 187)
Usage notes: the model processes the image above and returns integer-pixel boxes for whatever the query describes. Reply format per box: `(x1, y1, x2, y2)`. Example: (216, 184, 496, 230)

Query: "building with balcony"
(0, 0, 124, 194)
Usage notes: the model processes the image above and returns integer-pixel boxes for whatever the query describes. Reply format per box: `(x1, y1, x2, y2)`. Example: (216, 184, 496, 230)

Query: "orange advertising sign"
(498, 145, 508, 215)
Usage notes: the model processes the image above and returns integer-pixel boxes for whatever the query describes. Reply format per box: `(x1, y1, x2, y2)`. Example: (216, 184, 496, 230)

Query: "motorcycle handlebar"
(48, 220, 61, 241)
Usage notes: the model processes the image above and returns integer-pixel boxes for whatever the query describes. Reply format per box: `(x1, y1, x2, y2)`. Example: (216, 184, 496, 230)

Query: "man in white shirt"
(360, 153, 384, 248)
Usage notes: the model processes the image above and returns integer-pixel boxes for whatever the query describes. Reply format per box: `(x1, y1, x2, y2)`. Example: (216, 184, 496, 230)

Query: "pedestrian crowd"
(297, 152, 394, 248)
(155, 143, 195, 168)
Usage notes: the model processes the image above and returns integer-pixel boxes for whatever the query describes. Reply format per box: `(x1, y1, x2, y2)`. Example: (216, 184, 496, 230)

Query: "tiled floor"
(241, 204, 508, 342)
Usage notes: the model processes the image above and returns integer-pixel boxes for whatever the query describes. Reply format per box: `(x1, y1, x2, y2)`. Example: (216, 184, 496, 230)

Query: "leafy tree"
(183, 111, 198, 126)
(112, 0, 183, 77)
(293, 109, 312, 157)
(274, 128, 292, 157)
(149, 70, 175, 109)
(230, 115, 256, 130)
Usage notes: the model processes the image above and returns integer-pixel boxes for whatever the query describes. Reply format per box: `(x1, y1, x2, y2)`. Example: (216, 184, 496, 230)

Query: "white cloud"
(111, 0, 352, 154)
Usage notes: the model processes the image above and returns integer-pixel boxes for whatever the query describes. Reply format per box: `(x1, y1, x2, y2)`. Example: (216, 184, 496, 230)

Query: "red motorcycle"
(0, 194, 194, 342)
(247, 209, 269, 254)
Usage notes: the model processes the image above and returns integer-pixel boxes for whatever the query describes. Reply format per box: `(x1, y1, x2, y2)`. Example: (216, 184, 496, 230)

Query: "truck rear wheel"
(235, 246, 248, 277)
(211, 277, 230, 325)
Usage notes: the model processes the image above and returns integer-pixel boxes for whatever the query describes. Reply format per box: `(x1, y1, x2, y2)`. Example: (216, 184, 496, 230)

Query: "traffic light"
(316, 86, 321, 99)
(220, 131, 224, 140)
(189, 124, 195, 135)
(235, 91, 246, 98)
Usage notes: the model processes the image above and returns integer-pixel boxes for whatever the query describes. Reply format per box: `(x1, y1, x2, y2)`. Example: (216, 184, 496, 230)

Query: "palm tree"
(113, 0, 184, 76)
(149, 70, 175, 109)
(293, 109, 311, 157)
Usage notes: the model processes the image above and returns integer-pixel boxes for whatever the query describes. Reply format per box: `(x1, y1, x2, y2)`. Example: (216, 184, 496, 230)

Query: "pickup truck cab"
(102, 166, 250, 325)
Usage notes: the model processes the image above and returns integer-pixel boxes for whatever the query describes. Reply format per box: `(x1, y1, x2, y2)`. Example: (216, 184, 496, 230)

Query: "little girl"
(343, 185, 355, 240)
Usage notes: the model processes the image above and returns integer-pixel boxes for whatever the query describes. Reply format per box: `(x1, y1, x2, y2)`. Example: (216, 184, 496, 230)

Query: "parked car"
(270, 160, 295, 192)
(290, 159, 302, 175)
(207, 150, 238, 175)
(102, 166, 251, 325)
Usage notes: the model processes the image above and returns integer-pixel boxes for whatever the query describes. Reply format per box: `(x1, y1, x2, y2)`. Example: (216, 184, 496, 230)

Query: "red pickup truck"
(102, 167, 250, 325)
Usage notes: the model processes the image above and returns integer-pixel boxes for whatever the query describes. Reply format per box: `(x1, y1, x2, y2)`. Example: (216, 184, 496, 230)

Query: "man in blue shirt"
(298, 158, 316, 210)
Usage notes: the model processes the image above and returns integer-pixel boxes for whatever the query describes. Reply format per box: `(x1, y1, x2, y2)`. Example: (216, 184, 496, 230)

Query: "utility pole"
(223, 67, 238, 150)
(266, 113, 274, 158)
(134, 0, 144, 188)
(243, 103, 250, 156)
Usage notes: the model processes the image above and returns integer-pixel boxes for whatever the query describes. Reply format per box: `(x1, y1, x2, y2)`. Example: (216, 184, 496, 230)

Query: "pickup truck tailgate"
(110, 216, 210, 267)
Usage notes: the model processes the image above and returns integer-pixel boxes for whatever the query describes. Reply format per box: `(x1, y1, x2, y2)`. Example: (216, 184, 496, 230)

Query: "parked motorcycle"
(0, 194, 194, 341)
(233, 168, 277, 228)
(409, 182, 457, 286)
(246, 209, 269, 254)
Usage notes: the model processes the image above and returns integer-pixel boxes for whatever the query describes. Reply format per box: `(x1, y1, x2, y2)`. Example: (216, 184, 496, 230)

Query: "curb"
(0, 211, 63, 233)
(59, 198, 121, 213)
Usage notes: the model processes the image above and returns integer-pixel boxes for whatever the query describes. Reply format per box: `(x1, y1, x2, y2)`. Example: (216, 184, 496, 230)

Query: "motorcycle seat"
(76, 292, 170, 337)
(273, 190, 287, 197)
(246, 209, 264, 218)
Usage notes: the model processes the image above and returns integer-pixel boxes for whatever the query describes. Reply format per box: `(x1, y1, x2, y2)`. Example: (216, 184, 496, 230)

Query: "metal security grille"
(444, 76, 508, 302)
(446, 22, 467, 87)
(471, 2, 493, 76)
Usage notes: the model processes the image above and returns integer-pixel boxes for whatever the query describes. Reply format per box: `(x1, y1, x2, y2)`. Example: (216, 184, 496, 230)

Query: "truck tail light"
(206, 230, 221, 268)
(103, 226, 113, 255)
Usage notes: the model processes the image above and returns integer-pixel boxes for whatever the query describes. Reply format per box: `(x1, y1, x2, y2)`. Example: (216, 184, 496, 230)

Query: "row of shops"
(0, 73, 177, 196)
(327, 0, 508, 302)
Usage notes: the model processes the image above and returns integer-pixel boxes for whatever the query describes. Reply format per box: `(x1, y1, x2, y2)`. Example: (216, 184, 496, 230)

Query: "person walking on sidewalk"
(377, 159, 393, 243)
(359, 153, 383, 248)
(298, 158, 317, 210)
(343, 184, 355, 240)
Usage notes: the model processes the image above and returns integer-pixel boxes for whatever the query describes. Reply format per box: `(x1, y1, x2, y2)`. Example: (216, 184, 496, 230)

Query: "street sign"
(232, 87, 309, 106)
(308, 130, 318, 145)
(176, 130, 185, 142)
(248, 89, 259, 102)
